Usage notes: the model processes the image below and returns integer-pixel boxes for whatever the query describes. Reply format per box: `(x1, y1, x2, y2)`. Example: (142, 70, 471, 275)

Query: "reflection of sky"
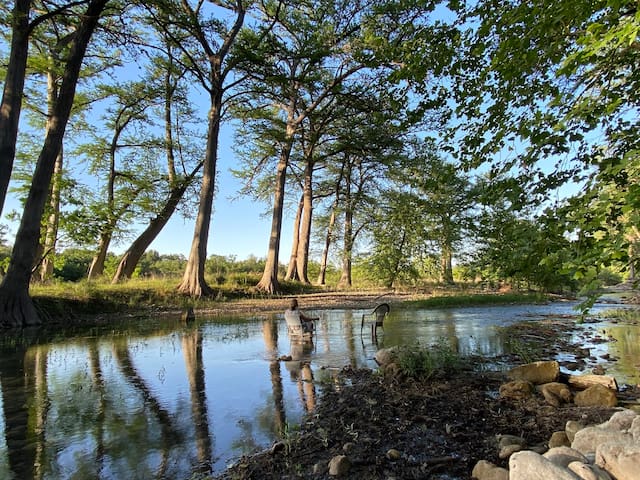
(0, 301, 637, 479)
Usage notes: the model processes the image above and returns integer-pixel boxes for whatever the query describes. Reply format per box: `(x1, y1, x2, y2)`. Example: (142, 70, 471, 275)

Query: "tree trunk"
(296, 160, 314, 284)
(338, 162, 353, 288)
(284, 195, 303, 281)
(112, 176, 195, 282)
(177, 92, 221, 297)
(256, 120, 296, 294)
(39, 66, 62, 282)
(441, 242, 454, 284)
(0, 0, 109, 327)
(87, 231, 111, 279)
(0, 0, 31, 215)
(317, 204, 336, 286)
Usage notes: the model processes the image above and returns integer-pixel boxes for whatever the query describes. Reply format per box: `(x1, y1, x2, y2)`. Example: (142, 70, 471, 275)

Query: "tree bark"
(0, 0, 31, 216)
(338, 162, 353, 288)
(112, 175, 195, 282)
(317, 204, 336, 286)
(256, 120, 296, 294)
(0, 0, 110, 327)
(296, 159, 314, 284)
(284, 195, 303, 281)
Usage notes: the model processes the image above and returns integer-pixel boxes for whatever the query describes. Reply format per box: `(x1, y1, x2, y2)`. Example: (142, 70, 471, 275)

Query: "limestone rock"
(543, 446, 588, 468)
(509, 450, 582, 479)
(574, 385, 618, 407)
(539, 382, 572, 407)
(507, 361, 560, 385)
(599, 409, 637, 431)
(548, 431, 571, 448)
(472, 459, 509, 480)
(595, 440, 640, 480)
(374, 347, 399, 366)
(499, 380, 534, 400)
(566, 420, 586, 443)
(571, 426, 633, 456)
(568, 461, 613, 480)
(328, 455, 351, 476)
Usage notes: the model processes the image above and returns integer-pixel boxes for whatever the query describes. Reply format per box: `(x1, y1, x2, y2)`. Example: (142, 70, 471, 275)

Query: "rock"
(374, 347, 399, 366)
(328, 455, 351, 476)
(548, 431, 571, 448)
(507, 361, 560, 385)
(571, 426, 633, 456)
(496, 434, 526, 448)
(539, 382, 572, 407)
(568, 461, 613, 480)
(499, 380, 534, 400)
(509, 450, 581, 479)
(499, 443, 524, 459)
(543, 446, 588, 468)
(595, 440, 640, 480)
(472, 459, 509, 480)
(386, 448, 402, 460)
(342, 442, 355, 453)
(630, 416, 640, 441)
(599, 409, 637, 431)
(574, 385, 618, 407)
(566, 420, 585, 443)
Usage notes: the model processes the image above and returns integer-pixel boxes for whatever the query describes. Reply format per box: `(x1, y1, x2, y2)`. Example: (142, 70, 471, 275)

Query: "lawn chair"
(361, 303, 390, 340)
(285, 309, 314, 341)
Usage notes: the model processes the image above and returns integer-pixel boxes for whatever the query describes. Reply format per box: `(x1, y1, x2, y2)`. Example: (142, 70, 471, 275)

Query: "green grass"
(396, 338, 466, 379)
(403, 292, 548, 309)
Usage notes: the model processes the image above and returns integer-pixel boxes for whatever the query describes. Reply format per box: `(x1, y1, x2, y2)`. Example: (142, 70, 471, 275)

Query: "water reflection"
(0, 301, 636, 479)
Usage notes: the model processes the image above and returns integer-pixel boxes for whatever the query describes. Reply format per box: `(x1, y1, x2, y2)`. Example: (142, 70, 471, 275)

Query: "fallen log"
(567, 374, 618, 391)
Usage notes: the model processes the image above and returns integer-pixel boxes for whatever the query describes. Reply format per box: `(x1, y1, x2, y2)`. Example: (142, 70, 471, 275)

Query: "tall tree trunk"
(0, 0, 109, 327)
(316, 204, 336, 286)
(87, 231, 111, 279)
(112, 174, 197, 283)
(0, 0, 31, 216)
(296, 160, 314, 284)
(39, 66, 62, 282)
(441, 242, 454, 284)
(256, 120, 296, 294)
(284, 195, 303, 281)
(177, 92, 222, 297)
(338, 163, 353, 288)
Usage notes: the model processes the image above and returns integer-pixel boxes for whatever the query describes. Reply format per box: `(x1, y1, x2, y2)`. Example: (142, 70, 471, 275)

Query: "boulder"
(507, 361, 560, 385)
(595, 440, 640, 480)
(567, 461, 613, 480)
(472, 459, 509, 480)
(328, 455, 351, 476)
(548, 431, 571, 448)
(539, 382, 572, 407)
(509, 450, 582, 479)
(574, 385, 618, 407)
(374, 347, 399, 366)
(571, 426, 633, 456)
(499, 380, 534, 400)
(599, 410, 637, 431)
(542, 446, 588, 468)
(566, 420, 585, 443)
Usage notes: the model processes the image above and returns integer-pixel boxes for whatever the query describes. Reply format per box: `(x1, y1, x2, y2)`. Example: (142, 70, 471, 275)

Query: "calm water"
(0, 300, 637, 479)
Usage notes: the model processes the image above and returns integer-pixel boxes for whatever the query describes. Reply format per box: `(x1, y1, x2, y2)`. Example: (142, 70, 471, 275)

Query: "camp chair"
(360, 303, 390, 340)
(284, 310, 313, 341)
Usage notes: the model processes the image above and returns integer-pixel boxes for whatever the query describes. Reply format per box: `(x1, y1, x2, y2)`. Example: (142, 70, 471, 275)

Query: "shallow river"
(0, 300, 637, 479)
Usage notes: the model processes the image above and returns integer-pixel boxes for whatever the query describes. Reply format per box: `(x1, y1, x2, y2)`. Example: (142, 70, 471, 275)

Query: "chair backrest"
(373, 303, 390, 324)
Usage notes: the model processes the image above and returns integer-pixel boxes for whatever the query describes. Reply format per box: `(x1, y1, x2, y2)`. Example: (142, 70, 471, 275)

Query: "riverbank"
(213, 309, 639, 480)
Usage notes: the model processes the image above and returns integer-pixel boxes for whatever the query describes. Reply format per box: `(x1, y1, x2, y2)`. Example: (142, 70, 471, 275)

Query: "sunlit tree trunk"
(316, 205, 336, 286)
(338, 161, 353, 288)
(284, 195, 303, 281)
(0, 0, 110, 327)
(0, 0, 31, 216)
(40, 67, 62, 282)
(296, 159, 314, 284)
(257, 119, 296, 294)
(178, 93, 222, 297)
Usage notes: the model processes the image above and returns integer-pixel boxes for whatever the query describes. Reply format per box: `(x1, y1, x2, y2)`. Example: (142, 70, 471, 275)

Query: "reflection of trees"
(25, 344, 49, 480)
(269, 361, 286, 436)
(181, 328, 212, 473)
(298, 363, 316, 412)
(113, 340, 181, 476)
(87, 339, 106, 476)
